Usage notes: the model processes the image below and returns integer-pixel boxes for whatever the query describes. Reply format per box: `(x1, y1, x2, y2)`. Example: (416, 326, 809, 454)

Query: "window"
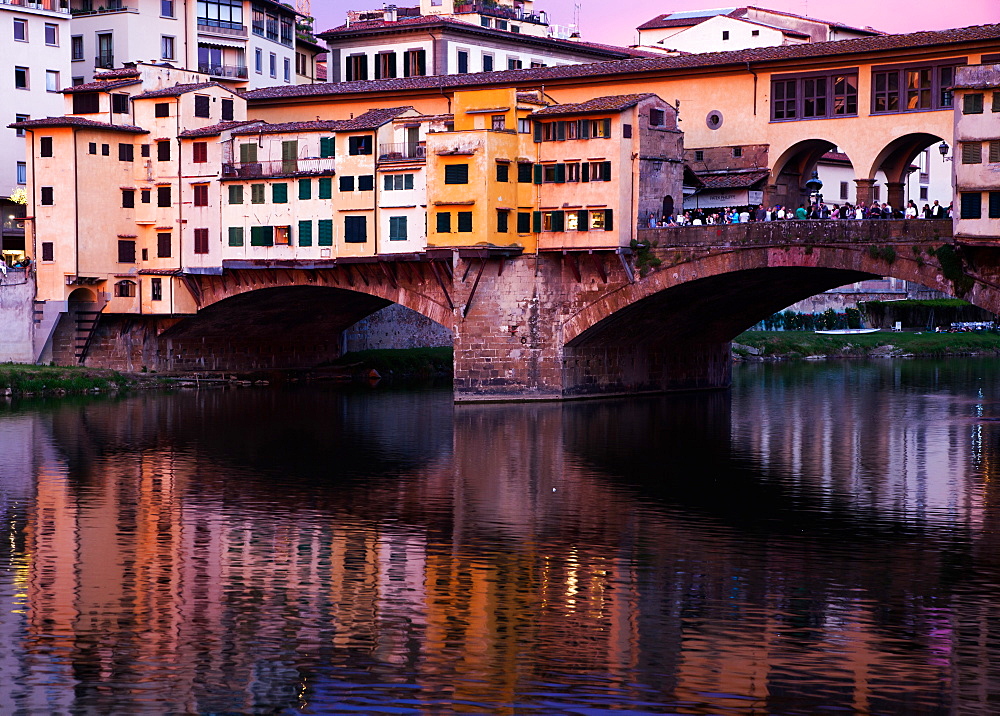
(920, 187, 928, 201)
(228, 185, 243, 204)
(964, 93, 984, 114)
(345, 216, 367, 243)
(732, 146, 743, 158)
(102, 144, 110, 156)
(272, 183, 287, 203)
(255, 48, 262, 74)
(298, 220, 312, 246)
(481, 17, 491, 27)
(112, 94, 130, 114)
(497, 209, 509, 233)
(118, 239, 136, 263)
(318, 219, 333, 246)
(566, 163, 580, 182)
(13, 19, 26, 42)
(722, 30, 730, 40)
(16, 162, 26, 185)
(41, 242, 54, 262)
(383, 174, 414, 190)
(162, 0, 174, 17)
(296, 51, 308, 77)
(622, 123, 632, 139)
(517, 163, 533, 183)
(457, 49, 469, 74)
(239, 142, 257, 163)
(221, 98, 234, 121)
(404, 49, 426, 78)
(339, 176, 355, 192)
(496, 163, 509, 182)
(269, 52, 277, 78)
(71, 35, 84, 60)
(298, 178, 311, 200)
(45, 23, 58, 46)
(250, 226, 273, 246)
(318, 177, 332, 199)
(192, 142, 208, 163)
(284, 57, 290, 83)
(73, 77, 84, 86)
(115, 280, 136, 297)
(39, 137, 53, 158)
(251, 184, 265, 203)
(193, 184, 209, 206)
(40, 186, 53, 205)
(871, 61, 963, 114)
(492, 114, 506, 131)
(376, 51, 396, 79)
(346, 54, 367, 81)
(318, 136, 335, 158)
(772, 71, 859, 120)
(228, 227, 244, 246)
(141, 189, 151, 203)
(961, 142, 982, 164)
(508, 58, 522, 70)
(649, 108, 665, 127)
(194, 95, 210, 118)
(274, 226, 291, 246)
(990, 192, 1000, 219)
(157, 232, 172, 258)
(155, 103, 170, 118)
(161, 35, 175, 60)
(994, 92, 1000, 113)
(587, 161, 611, 182)
(15, 67, 28, 90)
(518, 118, 531, 134)
(457, 211, 473, 232)
(591, 209, 613, 230)
(348, 136, 372, 155)
(840, 181, 849, 200)
(157, 186, 171, 207)
(118, 143, 134, 162)
(444, 164, 469, 184)
(157, 140, 171, 161)
(198, 0, 243, 30)
(990, 140, 1000, 164)
(960, 192, 982, 219)
(151, 278, 162, 301)
(483, 54, 494, 72)
(436, 212, 451, 233)
(389, 216, 407, 241)
(751, 29, 760, 36)
(591, 119, 611, 138)
(517, 212, 531, 233)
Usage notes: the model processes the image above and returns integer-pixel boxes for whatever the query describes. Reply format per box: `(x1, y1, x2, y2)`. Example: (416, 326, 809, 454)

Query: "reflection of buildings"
(4, 380, 1000, 711)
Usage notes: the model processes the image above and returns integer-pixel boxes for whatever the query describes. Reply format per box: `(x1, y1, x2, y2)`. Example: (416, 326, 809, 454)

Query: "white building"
(952, 62, 1000, 244)
(67, 0, 320, 91)
(2, 0, 72, 261)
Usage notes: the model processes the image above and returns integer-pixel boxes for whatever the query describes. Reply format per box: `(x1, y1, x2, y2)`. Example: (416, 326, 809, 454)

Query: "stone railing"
(638, 220, 955, 248)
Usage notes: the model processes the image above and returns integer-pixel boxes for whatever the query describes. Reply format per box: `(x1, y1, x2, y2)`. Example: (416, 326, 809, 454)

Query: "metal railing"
(1, 0, 70, 13)
(199, 63, 249, 79)
(197, 21, 248, 38)
(378, 143, 426, 162)
(454, 3, 545, 23)
(95, 53, 115, 69)
(74, 0, 135, 15)
(222, 157, 336, 178)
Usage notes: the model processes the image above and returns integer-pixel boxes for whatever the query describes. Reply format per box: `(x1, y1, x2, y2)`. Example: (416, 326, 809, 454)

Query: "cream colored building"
(952, 62, 1000, 243)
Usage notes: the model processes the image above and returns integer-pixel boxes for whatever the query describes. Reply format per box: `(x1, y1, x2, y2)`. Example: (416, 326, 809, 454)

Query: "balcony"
(222, 157, 335, 178)
(95, 53, 114, 69)
(197, 21, 248, 39)
(199, 63, 249, 79)
(454, 3, 546, 24)
(378, 143, 426, 163)
(1, 0, 70, 14)
(72, 0, 136, 16)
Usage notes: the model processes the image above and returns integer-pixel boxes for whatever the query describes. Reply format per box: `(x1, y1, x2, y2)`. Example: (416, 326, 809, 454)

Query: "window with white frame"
(45, 24, 58, 46)
(46, 71, 59, 92)
(161, 35, 175, 59)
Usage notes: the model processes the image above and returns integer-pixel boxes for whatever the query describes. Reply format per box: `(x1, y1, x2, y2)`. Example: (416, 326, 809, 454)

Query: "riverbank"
(0, 364, 165, 398)
(734, 330, 1000, 360)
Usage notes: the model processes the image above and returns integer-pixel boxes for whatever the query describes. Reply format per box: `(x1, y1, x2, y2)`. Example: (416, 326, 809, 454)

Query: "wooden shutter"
(604, 209, 614, 230)
(272, 183, 288, 203)
(962, 142, 982, 164)
(319, 137, 335, 157)
(963, 93, 984, 114)
(436, 212, 451, 233)
(317, 219, 333, 246)
(250, 226, 274, 246)
(533, 164, 543, 184)
(551, 210, 564, 231)
(989, 140, 1000, 164)
(577, 210, 589, 231)
(157, 232, 171, 257)
(444, 164, 468, 184)
(555, 164, 566, 183)
(298, 178, 311, 200)
(240, 142, 258, 163)
(457, 211, 472, 232)
(298, 220, 313, 246)
(532, 211, 542, 233)
(345, 216, 367, 243)
(602, 161, 612, 181)
(228, 227, 244, 246)
(517, 212, 530, 233)
(581, 162, 590, 183)
(533, 121, 543, 143)
(318, 178, 332, 199)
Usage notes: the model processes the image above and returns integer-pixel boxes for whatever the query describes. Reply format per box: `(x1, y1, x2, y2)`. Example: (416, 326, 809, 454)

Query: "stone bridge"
(78, 220, 1000, 401)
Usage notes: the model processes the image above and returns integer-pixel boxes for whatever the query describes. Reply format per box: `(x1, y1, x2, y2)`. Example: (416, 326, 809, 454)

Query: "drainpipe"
(26, 129, 37, 264)
(373, 131, 380, 253)
(73, 131, 80, 279)
(174, 96, 182, 317)
(747, 62, 757, 116)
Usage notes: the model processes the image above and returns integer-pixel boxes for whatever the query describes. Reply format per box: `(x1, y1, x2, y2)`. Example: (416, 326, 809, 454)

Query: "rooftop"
(8, 117, 148, 134)
(132, 82, 238, 99)
(532, 93, 657, 116)
(636, 6, 881, 35)
(62, 79, 143, 94)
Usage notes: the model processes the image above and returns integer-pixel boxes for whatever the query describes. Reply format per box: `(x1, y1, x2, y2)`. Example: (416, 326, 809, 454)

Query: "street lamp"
(805, 170, 823, 209)
(938, 141, 953, 162)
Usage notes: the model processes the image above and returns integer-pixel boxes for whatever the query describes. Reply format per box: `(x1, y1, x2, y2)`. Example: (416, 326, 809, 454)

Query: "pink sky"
(312, 0, 999, 47)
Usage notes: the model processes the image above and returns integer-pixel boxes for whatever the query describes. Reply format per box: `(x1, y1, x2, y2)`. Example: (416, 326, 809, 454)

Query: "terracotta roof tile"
(532, 93, 656, 116)
(248, 24, 1000, 102)
(62, 79, 143, 94)
(637, 7, 881, 35)
(179, 120, 264, 138)
(226, 108, 414, 136)
(7, 117, 148, 134)
(93, 68, 143, 79)
(132, 82, 237, 99)
(696, 169, 770, 189)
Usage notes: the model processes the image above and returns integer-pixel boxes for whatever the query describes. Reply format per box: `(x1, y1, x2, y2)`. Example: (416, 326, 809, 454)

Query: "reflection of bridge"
(77, 219, 1000, 400)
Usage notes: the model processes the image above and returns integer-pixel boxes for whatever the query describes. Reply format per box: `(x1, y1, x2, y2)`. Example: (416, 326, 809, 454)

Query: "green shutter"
(251, 184, 265, 203)
(298, 178, 311, 200)
(404, 174, 414, 190)
(281, 141, 298, 173)
(345, 216, 367, 243)
(318, 177, 332, 199)
(228, 226, 244, 246)
(239, 142, 257, 163)
(533, 121, 543, 142)
(581, 162, 590, 183)
(555, 164, 566, 183)
(298, 220, 313, 246)
(579, 119, 590, 139)
(555, 121, 566, 141)
(272, 183, 288, 203)
(604, 209, 613, 231)
(319, 137, 335, 157)
(532, 211, 541, 233)
(317, 219, 333, 246)
(602, 119, 611, 137)
(517, 212, 530, 233)
(228, 184, 243, 204)
(436, 212, 451, 233)
(533, 164, 543, 184)
(552, 210, 564, 232)
(250, 226, 274, 246)
(457, 211, 472, 232)
(577, 210, 589, 231)
(389, 216, 407, 241)
(602, 161, 612, 182)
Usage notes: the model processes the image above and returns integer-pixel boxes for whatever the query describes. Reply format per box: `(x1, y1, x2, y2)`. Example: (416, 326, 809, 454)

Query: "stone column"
(853, 178, 876, 207)
(885, 181, 906, 213)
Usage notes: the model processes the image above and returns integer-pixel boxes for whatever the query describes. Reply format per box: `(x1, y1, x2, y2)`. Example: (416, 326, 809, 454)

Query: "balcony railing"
(1, 0, 70, 14)
(222, 157, 335, 178)
(95, 53, 114, 69)
(378, 143, 426, 162)
(73, 0, 136, 15)
(454, 3, 545, 24)
(199, 63, 249, 79)
(197, 21, 248, 38)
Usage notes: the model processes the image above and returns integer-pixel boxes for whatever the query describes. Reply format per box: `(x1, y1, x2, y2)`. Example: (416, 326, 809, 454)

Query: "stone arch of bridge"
(562, 245, 975, 348)
(767, 138, 848, 210)
(863, 132, 948, 211)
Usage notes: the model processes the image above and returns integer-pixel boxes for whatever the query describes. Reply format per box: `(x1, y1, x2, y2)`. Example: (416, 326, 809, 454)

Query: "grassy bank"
(330, 347, 453, 378)
(734, 331, 1000, 360)
(0, 364, 162, 397)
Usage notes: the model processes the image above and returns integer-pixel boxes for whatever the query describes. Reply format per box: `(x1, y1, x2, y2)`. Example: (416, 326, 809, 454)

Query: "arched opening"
(769, 139, 840, 210)
(157, 285, 453, 372)
(868, 132, 951, 214)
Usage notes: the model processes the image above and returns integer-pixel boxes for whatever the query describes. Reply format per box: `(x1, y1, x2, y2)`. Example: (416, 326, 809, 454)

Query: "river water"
(1, 358, 999, 714)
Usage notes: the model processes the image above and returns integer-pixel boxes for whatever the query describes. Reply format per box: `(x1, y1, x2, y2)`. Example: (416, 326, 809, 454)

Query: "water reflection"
(0, 361, 998, 713)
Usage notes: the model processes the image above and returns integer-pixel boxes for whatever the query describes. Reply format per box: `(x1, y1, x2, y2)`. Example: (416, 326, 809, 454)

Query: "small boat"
(814, 328, 880, 335)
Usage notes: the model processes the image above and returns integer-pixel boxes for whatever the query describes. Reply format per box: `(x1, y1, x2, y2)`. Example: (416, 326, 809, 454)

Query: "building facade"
(953, 62, 1000, 243)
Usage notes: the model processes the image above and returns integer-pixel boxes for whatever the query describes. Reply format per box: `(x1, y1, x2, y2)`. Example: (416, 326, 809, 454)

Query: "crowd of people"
(646, 199, 953, 227)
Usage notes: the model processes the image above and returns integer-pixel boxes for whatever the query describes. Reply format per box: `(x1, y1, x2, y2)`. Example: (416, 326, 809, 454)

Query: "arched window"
(114, 280, 136, 298)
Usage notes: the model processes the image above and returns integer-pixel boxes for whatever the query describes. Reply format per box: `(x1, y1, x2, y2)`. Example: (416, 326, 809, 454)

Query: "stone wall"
(344, 304, 453, 352)
(0, 270, 34, 363)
